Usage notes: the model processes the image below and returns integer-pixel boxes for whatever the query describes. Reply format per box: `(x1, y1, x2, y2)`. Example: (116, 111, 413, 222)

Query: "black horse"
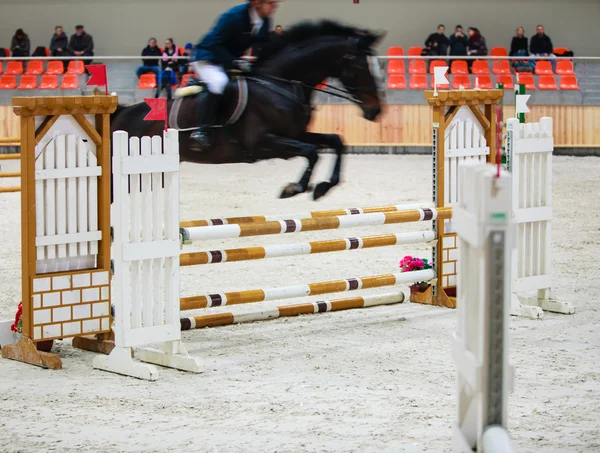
(110, 20, 385, 200)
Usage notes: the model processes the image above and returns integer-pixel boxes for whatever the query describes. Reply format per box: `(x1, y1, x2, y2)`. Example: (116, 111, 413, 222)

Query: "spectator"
(156, 38, 181, 100)
(449, 25, 468, 57)
(274, 25, 284, 37)
(50, 25, 70, 71)
(11, 29, 30, 58)
(179, 42, 194, 77)
(530, 24, 555, 70)
(509, 26, 529, 56)
(68, 25, 94, 66)
(467, 27, 488, 70)
(136, 38, 162, 78)
(424, 24, 449, 57)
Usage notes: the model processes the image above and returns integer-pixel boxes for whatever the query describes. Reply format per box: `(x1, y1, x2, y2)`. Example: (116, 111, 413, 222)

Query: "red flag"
(85, 64, 108, 94)
(144, 98, 168, 131)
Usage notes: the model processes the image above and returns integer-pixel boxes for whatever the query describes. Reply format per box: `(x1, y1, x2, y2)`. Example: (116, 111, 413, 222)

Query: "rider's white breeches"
(192, 61, 228, 95)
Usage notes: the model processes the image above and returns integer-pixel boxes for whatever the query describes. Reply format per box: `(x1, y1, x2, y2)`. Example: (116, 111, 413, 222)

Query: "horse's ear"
(358, 30, 387, 49)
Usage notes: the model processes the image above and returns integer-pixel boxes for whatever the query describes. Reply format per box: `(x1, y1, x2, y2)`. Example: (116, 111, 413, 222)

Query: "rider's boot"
(190, 92, 221, 150)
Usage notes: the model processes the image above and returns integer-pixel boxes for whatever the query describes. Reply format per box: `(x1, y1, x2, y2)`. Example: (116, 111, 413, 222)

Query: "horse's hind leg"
(302, 133, 345, 200)
(258, 133, 319, 199)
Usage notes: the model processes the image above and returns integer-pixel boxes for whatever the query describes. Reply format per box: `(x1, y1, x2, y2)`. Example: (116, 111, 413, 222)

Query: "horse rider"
(190, 0, 282, 148)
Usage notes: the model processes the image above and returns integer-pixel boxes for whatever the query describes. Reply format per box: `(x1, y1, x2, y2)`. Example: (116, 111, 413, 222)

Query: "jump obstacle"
(0, 89, 573, 380)
(0, 151, 21, 194)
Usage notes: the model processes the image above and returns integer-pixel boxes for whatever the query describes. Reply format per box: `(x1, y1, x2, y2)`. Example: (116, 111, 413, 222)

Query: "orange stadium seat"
(490, 47, 508, 57)
(559, 75, 579, 90)
(61, 74, 80, 89)
(0, 62, 3, 75)
(387, 46, 404, 56)
(409, 74, 428, 89)
(18, 75, 38, 89)
(450, 60, 468, 75)
(516, 73, 536, 90)
(556, 60, 574, 75)
(46, 61, 64, 75)
(538, 75, 557, 90)
(387, 74, 406, 89)
(39, 74, 59, 89)
(0, 75, 17, 89)
(25, 60, 44, 75)
(387, 60, 405, 74)
(138, 73, 157, 89)
(67, 60, 85, 75)
(180, 73, 195, 86)
(407, 46, 423, 57)
(5, 61, 23, 75)
(452, 74, 471, 89)
(429, 59, 447, 74)
(495, 75, 514, 89)
(492, 60, 512, 75)
(535, 61, 554, 75)
(475, 75, 493, 89)
(408, 60, 426, 74)
(552, 47, 569, 55)
(471, 60, 490, 75)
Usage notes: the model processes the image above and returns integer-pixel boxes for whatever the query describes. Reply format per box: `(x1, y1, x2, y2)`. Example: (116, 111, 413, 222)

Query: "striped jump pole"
(180, 268, 435, 311)
(181, 292, 406, 330)
(181, 230, 436, 266)
(181, 207, 452, 243)
(0, 138, 20, 145)
(0, 187, 20, 193)
(0, 153, 20, 160)
(180, 202, 434, 228)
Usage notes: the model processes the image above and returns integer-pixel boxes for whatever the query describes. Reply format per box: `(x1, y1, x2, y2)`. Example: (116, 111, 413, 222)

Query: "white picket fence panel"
(506, 117, 575, 318)
(93, 129, 201, 380)
(452, 162, 515, 453)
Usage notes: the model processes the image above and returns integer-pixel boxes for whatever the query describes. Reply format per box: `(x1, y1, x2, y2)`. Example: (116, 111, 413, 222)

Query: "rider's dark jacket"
(194, 3, 271, 70)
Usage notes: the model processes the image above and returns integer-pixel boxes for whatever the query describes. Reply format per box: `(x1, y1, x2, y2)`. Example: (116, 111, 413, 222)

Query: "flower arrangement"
(399, 255, 432, 286)
(11, 302, 23, 334)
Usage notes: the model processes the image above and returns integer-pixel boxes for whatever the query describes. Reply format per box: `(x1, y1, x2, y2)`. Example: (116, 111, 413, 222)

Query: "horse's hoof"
(313, 182, 335, 200)
(279, 183, 306, 199)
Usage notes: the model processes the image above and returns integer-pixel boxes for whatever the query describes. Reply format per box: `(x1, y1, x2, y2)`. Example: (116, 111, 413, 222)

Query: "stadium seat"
(67, 60, 85, 75)
(138, 73, 157, 89)
(492, 60, 512, 75)
(471, 60, 490, 75)
(495, 75, 514, 90)
(429, 59, 447, 74)
(450, 60, 468, 75)
(25, 60, 44, 75)
(5, 61, 24, 75)
(408, 60, 426, 74)
(0, 62, 3, 75)
(452, 74, 471, 89)
(537, 75, 557, 90)
(387, 74, 406, 90)
(409, 75, 428, 89)
(39, 74, 59, 89)
(490, 47, 508, 57)
(387, 60, 405, 74)
(46, 61, 64, 75)
(18, 75, 38, 89)
(180, 73, 195, 86)
(387, 46, 404, 56)
(407, 46, 423, 57)
(475, 75, 493, 89)
(516, 73, 536, 90)
(556, 60, 574, 75)
(559, 75, 579, 90)
(61, 74, 80, 89)
(552, 47, 569, 56)
(0, 75, 17, 89)
(534, 61, 554, 75)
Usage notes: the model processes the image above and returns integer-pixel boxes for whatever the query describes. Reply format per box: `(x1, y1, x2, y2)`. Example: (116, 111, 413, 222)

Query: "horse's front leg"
(301, 132, 346, 200)
(257, 133, 320, 199)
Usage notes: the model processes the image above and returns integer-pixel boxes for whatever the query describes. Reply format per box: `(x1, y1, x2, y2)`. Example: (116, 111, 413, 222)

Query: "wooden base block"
(410, 285, 457, 309)
(1, 336, 62, 369)
(72, 332, 117, 355)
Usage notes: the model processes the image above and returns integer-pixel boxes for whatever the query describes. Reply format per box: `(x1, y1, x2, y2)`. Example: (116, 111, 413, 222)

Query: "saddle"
(169, 76, 249, 131)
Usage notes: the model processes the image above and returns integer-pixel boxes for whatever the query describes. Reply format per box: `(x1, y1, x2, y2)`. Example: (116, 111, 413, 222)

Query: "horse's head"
(337, 29, 386, 121)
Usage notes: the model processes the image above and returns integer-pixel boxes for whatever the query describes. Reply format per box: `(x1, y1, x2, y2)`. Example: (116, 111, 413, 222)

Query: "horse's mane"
(255, 20, 361, 65)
